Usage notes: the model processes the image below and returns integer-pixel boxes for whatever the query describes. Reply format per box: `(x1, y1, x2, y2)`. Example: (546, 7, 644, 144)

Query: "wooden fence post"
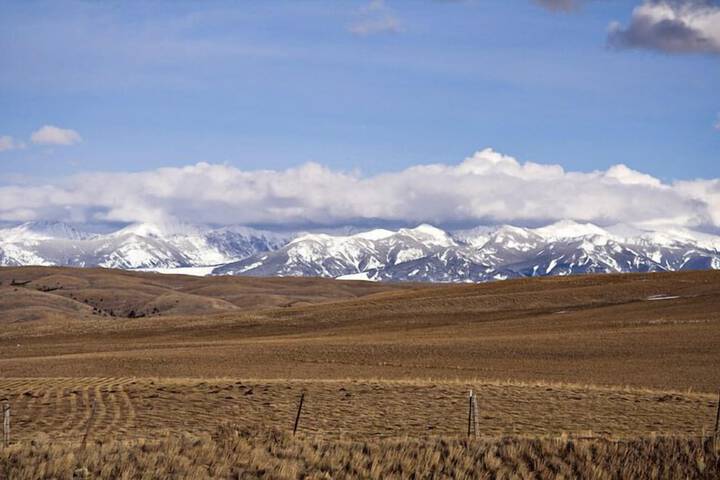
(467, 390, 479, 438)
(714, 390, 720, 450)
(472, 390, 479, 438)
(467, 390, 473, 438)
(81, 399, 98, 449)
(2, 402, 9, 448)
(467, 390, 471, 437)
(714, 391, 720, 436)
(293, 393, 305, 436)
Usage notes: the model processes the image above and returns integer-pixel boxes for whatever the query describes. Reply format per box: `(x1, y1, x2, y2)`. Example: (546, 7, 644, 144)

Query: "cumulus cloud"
(533, 0, 584, 12)
(349, 0, 401, 36)
(674, 178, 720, 226)
(0, 148, 717, 231)
(0, 136, 24, 152)
(608, 0, 720, 54)
(30, 125, 82, 146)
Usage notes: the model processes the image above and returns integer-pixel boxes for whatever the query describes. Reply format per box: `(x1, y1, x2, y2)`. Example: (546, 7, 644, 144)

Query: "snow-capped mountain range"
(1, 220, 719, 282)
(0, 221, 288, 270)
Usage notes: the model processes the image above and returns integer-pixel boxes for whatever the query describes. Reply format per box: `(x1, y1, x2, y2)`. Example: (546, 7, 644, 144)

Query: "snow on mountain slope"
(0, 222, 287, 269)
(0, 221, 95, 242)
(214, 224, 463, 278)
(353, 229, 395, 241)
(483, 225, 542, 252)
(533, 220, 610, 241)
(2, 220, 719, 283)
(0, 243, 54, 266)
(214, 222, 720, 282)
(452, 226, 495, 248)
(398, 224, 456, 247)
(137, 266, 218, 276)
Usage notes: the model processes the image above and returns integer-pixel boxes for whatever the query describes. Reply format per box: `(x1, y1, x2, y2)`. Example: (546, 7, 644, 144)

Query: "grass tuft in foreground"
(1, 426, 719, 479)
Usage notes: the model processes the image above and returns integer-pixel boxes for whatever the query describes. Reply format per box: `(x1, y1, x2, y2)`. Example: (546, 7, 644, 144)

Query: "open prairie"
(1, 267, 719, 390)
(1, 267, 720, 478)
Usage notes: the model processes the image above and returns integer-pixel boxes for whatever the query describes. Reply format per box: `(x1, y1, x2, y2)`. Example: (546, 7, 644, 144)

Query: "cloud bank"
(30, 125, 82, 146)
(608, 0, 720, 54)
(0, 148, 718, 231)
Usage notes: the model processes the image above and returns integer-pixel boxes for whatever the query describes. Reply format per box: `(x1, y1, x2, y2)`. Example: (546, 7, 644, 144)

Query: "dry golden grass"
(2, 267, 720, 477)
(0, 266, 409, 326)
(2, 267, 720, 391)
(1, 426, 718, 479)
(0, 378, 718, 443)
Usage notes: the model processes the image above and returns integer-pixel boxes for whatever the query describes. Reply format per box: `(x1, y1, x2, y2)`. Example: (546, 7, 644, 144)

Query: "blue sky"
(0, 1, 718, 230)
(0, 0, 717, 181)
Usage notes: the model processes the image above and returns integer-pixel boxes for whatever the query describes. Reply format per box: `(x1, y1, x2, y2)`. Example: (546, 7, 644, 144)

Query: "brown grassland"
(1, 266, 720, 478)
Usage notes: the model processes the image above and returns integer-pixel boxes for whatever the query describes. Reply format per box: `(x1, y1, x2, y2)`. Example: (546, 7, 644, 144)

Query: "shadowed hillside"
(0, 266, 411, 324)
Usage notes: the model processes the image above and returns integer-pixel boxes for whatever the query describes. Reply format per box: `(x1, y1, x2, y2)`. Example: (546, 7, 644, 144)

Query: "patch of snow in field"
(646, 294, 680, 301)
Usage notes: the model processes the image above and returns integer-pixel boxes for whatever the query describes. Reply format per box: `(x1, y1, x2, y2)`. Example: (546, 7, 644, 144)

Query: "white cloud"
(608, 0, 720, 55)
(0, 136, 24, 152)
(0, 148, 717, 231)
(674, 178, 720, 226)
(715, 113, 720, 131)
(349, 0, 401, 36)
(604, 164, 663, 187)
(30, 125, 82, 146)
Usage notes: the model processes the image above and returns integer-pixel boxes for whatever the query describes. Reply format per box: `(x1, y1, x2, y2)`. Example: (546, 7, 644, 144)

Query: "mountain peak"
(533, 220, 609, 241)
(400, 224, 455, 247)
(287, 232, 335, 245)
(6, 221, 93, 241)
(114, 221, 200, 238)
(353, 228, 395, 241)
(494, 225, 534, 237)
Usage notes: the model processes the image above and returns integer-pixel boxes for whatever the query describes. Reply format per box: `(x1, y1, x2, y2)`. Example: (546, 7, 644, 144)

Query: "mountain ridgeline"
(1, 220, 719, 282)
